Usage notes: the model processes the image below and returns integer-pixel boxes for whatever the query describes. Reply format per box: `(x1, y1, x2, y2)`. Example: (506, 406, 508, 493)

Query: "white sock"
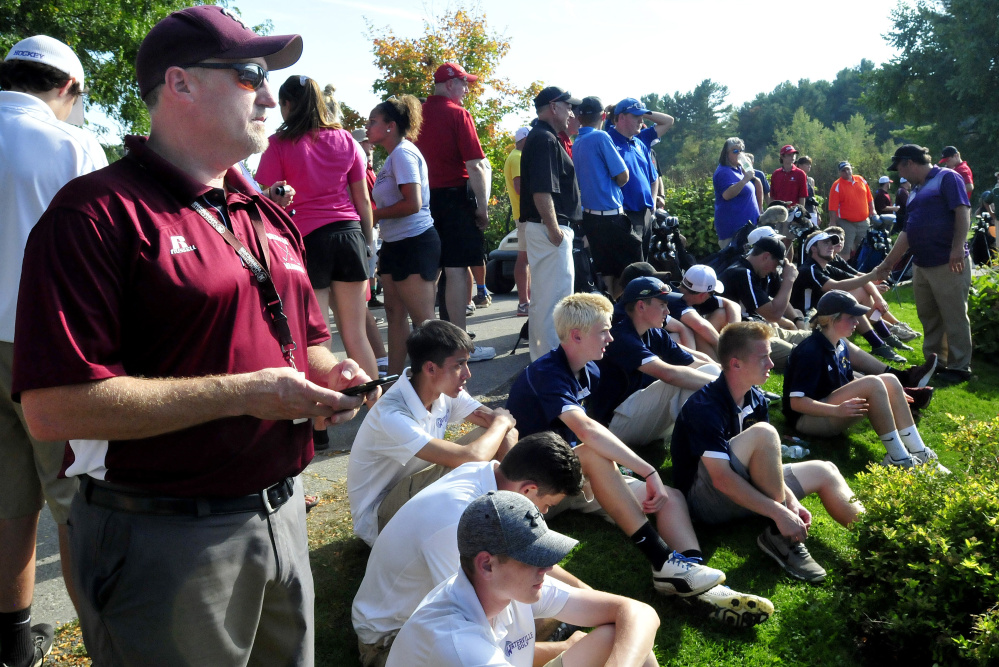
(898, 427, 926, 454)
(880, 430, 910, 461)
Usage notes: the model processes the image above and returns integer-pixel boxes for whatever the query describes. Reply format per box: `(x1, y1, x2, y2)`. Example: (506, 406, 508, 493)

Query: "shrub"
(846, 416, 999, 665)
(662, 177, 717, 260)
(969, 267, 999, 356)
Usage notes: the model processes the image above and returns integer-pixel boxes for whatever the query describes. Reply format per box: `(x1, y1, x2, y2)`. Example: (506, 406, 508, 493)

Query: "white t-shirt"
(352, 461, 499, 645)
(371, 139, 434, 242)
(347, 368, 481, 546)
(0, 91, 108, 342)
(385, 569, 571, 667)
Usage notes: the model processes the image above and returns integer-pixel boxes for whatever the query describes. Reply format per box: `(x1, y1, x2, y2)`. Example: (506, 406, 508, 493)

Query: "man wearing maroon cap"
(415, 63, 494, 358)
(11, 6, 376, 665)
(768, 145, 808, 208)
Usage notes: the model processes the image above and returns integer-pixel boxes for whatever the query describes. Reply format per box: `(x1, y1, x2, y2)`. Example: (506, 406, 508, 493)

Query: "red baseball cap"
(780, 144, 798, 156)
(136, 5, 303, 98)
(433, 62, 478, 84)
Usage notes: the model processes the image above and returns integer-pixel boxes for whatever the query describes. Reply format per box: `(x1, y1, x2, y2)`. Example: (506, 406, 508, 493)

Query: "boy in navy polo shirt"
(587, 276, 721, 448)
(508, 293, 774, 627)
(671, 321, 863, 583)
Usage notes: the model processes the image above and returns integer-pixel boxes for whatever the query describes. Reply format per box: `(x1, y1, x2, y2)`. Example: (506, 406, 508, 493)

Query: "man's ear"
(162, 66, 194, 101)
(570, 328, 583, 344)
(516, 482, 539, 500)
(475, 551, 493, 575)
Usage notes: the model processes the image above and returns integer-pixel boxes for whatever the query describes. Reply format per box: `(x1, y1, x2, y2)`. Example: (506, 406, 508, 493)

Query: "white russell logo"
(169, 236, 197, 255)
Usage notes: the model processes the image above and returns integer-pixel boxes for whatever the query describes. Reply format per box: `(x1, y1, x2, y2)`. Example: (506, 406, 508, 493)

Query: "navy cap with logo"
(534, 86, 581, 109)
(136, 5, 303, 98)
(457, 491, 577, 568)
(816, 290, 870, 317)
(577, 96, 603, 115)
(619, 276, 672, 304)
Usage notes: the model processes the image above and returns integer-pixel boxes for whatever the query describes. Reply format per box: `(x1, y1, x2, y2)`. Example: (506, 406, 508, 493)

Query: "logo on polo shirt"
(169, 236, 197, 255)
(505, 632, 534, 657)
(266, 233, 307, 275)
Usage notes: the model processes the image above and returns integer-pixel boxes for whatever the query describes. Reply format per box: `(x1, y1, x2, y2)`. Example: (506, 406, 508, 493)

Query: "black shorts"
(581, 211, 643, 279)
(378, 227, 441, 282)
(429, 186, 485, 268)
(303, 221, 369, 288)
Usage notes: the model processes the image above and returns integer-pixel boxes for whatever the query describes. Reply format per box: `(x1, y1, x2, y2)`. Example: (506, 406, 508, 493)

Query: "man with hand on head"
(1, 34, 108, 667)
(12, 7, 379, 665)
(386, 490, 662, 667)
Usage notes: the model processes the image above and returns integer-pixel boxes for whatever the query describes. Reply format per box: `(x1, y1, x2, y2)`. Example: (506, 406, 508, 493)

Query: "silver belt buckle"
(261, 486, 278, 514)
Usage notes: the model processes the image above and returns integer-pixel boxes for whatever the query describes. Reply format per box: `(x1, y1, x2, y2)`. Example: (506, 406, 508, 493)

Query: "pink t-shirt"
(256, 127, 367, 237)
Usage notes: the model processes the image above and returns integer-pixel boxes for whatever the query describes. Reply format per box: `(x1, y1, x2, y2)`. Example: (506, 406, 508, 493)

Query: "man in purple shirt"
(878, 144, 972, 382)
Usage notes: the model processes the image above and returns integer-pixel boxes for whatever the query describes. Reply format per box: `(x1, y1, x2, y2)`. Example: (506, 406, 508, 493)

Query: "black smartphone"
(340, 374, 399, 396)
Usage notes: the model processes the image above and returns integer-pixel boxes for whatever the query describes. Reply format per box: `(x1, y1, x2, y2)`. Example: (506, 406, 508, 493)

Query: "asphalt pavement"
(30, 290, 532, 626)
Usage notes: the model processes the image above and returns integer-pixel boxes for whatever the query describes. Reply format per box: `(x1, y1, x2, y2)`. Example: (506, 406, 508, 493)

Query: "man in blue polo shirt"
(608, 98, 674, 258)
(588, 277, 721, 448)
(507, 293, 774, 627)
(671, 322, 863, 584)
(573, 96, 632, 296)
(878, 144, 973, 382)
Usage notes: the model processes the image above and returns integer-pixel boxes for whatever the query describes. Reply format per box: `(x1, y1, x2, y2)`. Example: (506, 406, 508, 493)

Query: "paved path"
(31, 292, 532, 626)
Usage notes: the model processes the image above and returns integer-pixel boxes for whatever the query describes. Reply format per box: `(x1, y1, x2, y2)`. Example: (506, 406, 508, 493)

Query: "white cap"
(5, 35, 86, 126)
(680, 265, 724, 294)
(351, 128, 368, 142)
(804, 231, 839, 255)
(879, 176, 893, 184)
(899, 177, 907, 184)
(747, 226, 784, 245)
(515, 126, 531, 142)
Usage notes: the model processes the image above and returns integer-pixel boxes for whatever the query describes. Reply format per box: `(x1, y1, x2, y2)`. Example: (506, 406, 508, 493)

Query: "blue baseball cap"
(614, 97, 650, 116)
(620, 276, 671, 304)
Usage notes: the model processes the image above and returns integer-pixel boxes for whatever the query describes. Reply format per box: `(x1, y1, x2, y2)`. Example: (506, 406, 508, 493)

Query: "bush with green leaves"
(846, 415, 999, 665)
(969, 266, 999, 356)
(662, 177, 717, 259)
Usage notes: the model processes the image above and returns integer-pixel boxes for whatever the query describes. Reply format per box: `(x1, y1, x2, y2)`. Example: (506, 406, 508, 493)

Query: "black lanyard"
(191, 200, 298, 370)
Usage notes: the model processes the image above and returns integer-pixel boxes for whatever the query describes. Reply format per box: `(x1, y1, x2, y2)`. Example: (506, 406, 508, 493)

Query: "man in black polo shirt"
(588, 277, 721, 447)
(671, 322, 862, 584)
(721, 236, 809, 370)
(521, 86, 582, 360)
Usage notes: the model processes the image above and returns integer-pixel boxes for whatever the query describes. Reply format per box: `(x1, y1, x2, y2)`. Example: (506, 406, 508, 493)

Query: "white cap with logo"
(4, 35, 86, 126)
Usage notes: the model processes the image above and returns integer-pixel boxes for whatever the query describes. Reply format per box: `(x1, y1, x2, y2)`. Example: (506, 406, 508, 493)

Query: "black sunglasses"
(186, 62, 268, 91)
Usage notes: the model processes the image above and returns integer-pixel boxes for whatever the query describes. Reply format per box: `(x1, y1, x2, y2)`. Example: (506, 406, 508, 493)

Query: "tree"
(1, 1, 266, 136)
(367, 5, 542, 243)
(865, 0, 999, 178)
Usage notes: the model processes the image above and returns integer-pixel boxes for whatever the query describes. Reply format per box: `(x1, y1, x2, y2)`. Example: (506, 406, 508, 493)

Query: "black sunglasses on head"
(186, 62, 268, 91)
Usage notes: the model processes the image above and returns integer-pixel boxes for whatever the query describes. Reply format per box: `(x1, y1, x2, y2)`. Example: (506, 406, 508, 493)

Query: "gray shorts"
(687, 455, 804, 525)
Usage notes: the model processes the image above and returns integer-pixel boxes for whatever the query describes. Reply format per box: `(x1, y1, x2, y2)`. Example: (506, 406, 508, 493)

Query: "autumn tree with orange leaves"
(367, 5, 542, 243)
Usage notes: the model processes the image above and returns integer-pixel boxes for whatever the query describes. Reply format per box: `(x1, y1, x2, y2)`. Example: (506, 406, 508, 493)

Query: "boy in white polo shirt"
(348, 320, 518, 546)
(386, 490, 661, 667)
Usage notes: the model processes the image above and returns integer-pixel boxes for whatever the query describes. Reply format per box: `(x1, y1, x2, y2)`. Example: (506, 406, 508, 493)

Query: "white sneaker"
(881, 453, 916, 469)
(468, 346, 496, 363)
(465, 302, 476, 316)
(695, 585, 774, 627)
(652, 551, 726, 597)
(910, 447, 951, 474)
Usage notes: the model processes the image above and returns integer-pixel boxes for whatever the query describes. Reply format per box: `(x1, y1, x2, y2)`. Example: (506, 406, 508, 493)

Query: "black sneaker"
(21, 623, 54, 667)
(884, 333, 913, 351)
(756, 530, 826, 583)
(935, 367, 973, 384)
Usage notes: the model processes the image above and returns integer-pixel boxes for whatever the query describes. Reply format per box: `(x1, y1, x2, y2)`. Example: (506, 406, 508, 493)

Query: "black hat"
(940, 145, 958, 158)
(577, 96, 603, 115)
(534, 86, 581, 109)
(888, 144, 930, 171)
(816, 290, 870, 317)
(752, 236, 785, 259)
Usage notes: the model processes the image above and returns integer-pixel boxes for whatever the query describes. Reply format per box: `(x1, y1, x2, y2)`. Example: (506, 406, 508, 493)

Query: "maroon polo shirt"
(415, 95, 485, 189)
(769, 166, 809, 204)
(12, 135, 329, 497)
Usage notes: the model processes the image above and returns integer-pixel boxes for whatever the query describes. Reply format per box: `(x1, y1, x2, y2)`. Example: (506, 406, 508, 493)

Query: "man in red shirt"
(939, 145, 974, 195)
(768, 144, 808, 208)
(416, 64, 495, 359)
(828, 161, 875, 260)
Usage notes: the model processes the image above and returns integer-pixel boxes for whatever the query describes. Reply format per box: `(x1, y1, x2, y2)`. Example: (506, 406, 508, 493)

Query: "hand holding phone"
(340, 374, 399, 396)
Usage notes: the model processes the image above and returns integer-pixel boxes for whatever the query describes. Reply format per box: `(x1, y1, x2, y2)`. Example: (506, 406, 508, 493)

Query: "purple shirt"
(905, 167, 971, 268)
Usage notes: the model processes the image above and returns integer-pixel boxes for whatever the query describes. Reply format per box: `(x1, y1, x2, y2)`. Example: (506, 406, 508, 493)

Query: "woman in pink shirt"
(257, 76, 378, 384)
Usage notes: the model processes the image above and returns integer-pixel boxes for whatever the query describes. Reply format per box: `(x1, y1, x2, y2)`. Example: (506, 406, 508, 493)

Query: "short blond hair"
(553, 293, 613, 342)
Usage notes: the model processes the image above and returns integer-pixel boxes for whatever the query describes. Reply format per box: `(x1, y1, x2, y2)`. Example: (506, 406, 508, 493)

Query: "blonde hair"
(811, 313, 841, 330)
(553, 293, 613, 342)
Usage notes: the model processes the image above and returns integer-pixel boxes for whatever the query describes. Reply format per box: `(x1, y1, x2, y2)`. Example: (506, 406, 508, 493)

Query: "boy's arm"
(701, 456, 807, 541)
(555, 588, 659, 666)
(413, 408, 517, 468)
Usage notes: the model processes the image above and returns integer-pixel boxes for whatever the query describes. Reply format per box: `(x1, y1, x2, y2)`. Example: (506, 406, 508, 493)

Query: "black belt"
(80, 475, 296, 517)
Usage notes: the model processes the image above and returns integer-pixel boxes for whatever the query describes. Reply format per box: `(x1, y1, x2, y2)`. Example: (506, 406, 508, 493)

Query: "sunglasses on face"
(186, 62, 268, 91)
(731, 148, 743, 154)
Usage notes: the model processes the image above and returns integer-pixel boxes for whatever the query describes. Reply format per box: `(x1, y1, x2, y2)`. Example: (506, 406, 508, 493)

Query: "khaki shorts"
(376, 463, 452, 533)
(358, 634, 396, 667)
(543, 652, 565, 667)
(0, 341, 77, 523)
(688, 456, 804, 525)
(516, 220, 528, 253)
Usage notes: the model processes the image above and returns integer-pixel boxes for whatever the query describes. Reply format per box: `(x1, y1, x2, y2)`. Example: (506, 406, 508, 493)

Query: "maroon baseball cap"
(433, 62, 478, 84)
(136, 5, 303, 97)
(780, 144, 798, 156)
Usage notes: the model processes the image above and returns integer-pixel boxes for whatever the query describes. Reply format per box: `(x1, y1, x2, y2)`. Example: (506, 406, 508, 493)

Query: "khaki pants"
(526, 223, 574, 360)
(766, 324, 810, 372)
(912, 259, 972, 371)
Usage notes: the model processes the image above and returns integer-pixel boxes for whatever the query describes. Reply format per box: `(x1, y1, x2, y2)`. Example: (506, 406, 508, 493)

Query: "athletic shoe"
(889, 322, 919, 341)
(881, 453, 916, 469)
(904, 353, 938, 388)
(367, 296, 383, 308)
(376, 357, 388, 379)
(652, 551, 726, 597)
(517, 302, 530, 317)
(472, 293, 492, 308)
(465, 302, 476, 316)
(903, 386, 934, 411)
(695, 585, 774, 628)
(935, 367, 973, 384)
(871, 344, 906, 363)
(28, 623, 54, 667)
(468, 345, 496, 363)
(884, 334, 914, 351)
(910, 446, 951, 474)
(756, 530, 827, 583)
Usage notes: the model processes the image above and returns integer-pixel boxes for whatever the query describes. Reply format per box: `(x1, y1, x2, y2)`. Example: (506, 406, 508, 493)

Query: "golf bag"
(970, 212, 996, 266)
(648, 209, 695, 280)
(854, 227, 890, 273)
